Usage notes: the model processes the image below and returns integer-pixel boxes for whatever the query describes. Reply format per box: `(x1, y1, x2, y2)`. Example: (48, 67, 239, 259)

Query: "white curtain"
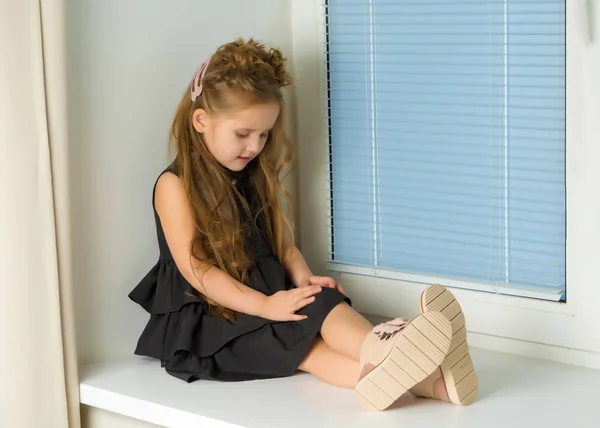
(0, 1, 80, 427)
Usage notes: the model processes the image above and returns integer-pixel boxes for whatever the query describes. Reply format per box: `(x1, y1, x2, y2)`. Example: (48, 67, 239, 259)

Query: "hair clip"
(190, 58, 211, 102)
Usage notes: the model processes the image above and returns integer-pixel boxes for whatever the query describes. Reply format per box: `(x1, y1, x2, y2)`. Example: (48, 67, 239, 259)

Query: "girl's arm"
(282, 241, 313, 288)
(156, 172, 321, 320)
(156, 172, 267, 316)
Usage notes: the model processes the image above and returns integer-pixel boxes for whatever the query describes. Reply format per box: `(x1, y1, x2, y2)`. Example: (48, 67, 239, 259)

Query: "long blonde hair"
(170, 38, 295, 321)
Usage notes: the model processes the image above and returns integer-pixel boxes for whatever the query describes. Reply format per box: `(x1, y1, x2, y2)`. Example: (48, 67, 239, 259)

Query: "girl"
(129, 38, 478, 412)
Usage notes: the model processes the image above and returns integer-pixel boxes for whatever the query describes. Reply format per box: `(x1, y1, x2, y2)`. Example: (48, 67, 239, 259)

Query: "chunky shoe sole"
(420, 284, 478, 405)
(355, 312, 452, 412)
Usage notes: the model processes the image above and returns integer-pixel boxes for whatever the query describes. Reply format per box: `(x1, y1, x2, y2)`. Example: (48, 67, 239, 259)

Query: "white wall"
(68, 0, 294, 366)
(68, 1, 295, 427)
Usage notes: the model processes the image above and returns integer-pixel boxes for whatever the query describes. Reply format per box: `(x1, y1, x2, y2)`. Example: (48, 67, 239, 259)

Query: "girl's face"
(193, 102, 280, 171)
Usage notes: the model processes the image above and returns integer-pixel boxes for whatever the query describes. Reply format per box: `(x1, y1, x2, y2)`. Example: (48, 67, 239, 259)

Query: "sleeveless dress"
(128, 163, 351, 382)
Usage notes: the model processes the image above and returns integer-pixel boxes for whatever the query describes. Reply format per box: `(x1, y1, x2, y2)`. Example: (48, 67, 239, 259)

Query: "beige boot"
(355, 312, 452, 412)
(420, 284, 478, 405)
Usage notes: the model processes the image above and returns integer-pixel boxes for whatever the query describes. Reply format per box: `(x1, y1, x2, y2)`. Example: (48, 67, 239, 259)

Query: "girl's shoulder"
(152, 161, 181, 211)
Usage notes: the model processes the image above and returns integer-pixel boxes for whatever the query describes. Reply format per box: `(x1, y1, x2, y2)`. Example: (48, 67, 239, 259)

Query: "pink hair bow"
(190, 59, 211, 102)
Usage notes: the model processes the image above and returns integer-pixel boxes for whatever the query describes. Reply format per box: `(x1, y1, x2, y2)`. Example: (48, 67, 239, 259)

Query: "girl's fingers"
(291, 314, 308, 321)
(297, 285, 322, 297)
(309, 276, 336, 287)
(295, 296, 316, 311)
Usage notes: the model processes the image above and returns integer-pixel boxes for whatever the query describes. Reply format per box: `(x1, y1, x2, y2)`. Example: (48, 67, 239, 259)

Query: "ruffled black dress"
(129, 164, 350, 382)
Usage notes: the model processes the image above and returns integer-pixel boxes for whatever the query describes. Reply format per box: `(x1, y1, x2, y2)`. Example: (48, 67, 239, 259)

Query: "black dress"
(129, 163, 350, 382)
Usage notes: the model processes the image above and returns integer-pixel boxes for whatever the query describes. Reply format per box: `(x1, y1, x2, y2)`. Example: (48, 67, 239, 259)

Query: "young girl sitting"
(129, 38, 478, 412)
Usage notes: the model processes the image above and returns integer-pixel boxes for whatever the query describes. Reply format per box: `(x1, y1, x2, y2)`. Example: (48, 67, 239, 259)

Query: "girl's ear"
(192, 108, 208, 133)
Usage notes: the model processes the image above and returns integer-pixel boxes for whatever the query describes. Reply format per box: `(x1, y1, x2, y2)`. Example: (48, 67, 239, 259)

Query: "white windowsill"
(80, 348, 599, 428)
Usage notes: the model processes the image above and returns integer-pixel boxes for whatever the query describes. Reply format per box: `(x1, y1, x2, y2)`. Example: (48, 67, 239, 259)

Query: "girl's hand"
(300, 276, 345, 295)
(260, 286, 322, 321)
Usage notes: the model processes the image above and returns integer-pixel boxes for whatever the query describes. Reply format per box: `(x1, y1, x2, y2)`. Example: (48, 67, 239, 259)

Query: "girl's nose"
(248, 136, 264, 154)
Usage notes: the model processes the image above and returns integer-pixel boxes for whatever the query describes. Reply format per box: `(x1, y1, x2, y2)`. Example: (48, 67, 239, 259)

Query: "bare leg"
(320, 302, 373, 361)
(298, 337, 361, 389)
(409, 368, 451, 402)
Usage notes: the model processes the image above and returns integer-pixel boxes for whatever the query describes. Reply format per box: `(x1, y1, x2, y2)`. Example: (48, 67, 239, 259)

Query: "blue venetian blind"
(326, 0, 566, 298)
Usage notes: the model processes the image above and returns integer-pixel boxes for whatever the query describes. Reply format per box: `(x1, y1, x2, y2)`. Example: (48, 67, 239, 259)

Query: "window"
(291, 0, 600, 365)
(325, 0, 566, 301)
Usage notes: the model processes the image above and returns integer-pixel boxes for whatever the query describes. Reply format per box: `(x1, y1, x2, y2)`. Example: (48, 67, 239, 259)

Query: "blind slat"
(331, 198, 566, 219)
(328, 176, 565, 199)
(329, 213, 565, 235)
(330, 222, 565, 250)
(329, 124, 563, 142)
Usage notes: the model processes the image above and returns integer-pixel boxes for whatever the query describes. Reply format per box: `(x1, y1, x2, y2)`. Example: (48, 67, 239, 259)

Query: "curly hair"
(170, 38, 295, 322)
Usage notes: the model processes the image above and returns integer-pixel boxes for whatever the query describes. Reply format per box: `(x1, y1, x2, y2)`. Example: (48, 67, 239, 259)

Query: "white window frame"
(290, 0, 600, 369)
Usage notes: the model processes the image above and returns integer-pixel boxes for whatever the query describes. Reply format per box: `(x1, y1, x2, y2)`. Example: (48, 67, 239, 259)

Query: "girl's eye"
(236, 133, 250, 139)
(260, 132, 269, 139)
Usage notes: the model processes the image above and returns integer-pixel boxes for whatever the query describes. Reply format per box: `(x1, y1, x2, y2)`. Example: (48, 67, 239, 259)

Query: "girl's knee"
(303, 287, 348, 314)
